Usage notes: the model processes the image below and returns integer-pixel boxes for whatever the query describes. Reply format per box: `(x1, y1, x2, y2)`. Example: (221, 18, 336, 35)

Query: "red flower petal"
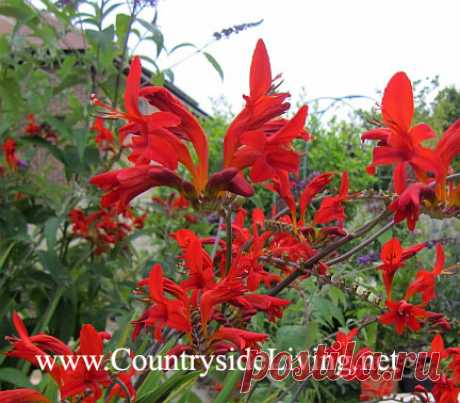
(382, 72, 414, 133)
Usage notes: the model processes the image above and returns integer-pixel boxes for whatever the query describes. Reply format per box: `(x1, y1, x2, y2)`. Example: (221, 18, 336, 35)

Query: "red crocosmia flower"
(25, 114, 41, 135)
(299, 172, 333, 221)
(236, 294, 289, 321)
(431, 375, 460, 403)
(172, 229, 216, 290)
(138, 88, 209, 192)
(90, 40, 312, 208)
(431, 334, 449, 361)
(240, 251, 281, 291)
(6, 311, 73, 366)
(261, 117, 310, 141)
(223, 39, 290, 167)
(91, 117, 114, 151)
(24, 115, 58, 143)
(171, 230, 247, 325)
(433, 119, 460, 201)
(69, 208, 92, 237)
(198, 268, 247, 328)
(231, 217, 281, 291)
(335, 327, 359, 349)
(90, 165, 193, 210)
(230, 105, 309, 182)
(405, 243, 444, 304)
(377, 237, 427, 299)
(313, 171, 349, 226)
(6, 313, 113, 403)
(53, 325, 112, 403)
(361, 72, 437, 193)
(90, 55, 258, 207)
(447, 349, 460, 384)
(209, 327, 268, 353)
(204, 167, 254, 198)
(252, 207, 265, 228)
(428, 312, 452, 333)
(269, 226, 315, 263)
(266, 171, 297, 221)
(378, 300, 435, 335)
(322, 327, 360, 379)
(229, 210, 283, 290)
(0, 388, 50, 403)
(359, 378, 394, 401)
(69, 207, 145, 254)
(132, 264, 191, 341)
(97, 56, 217, 194)
(2, 138, 19, 170)
(388, 182, 436, 231)
(107, 367, 136, 403)
(134, 261, 248, 343)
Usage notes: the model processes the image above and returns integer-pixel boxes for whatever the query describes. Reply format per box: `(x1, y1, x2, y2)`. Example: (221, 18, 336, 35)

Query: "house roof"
(0, 12, 209, 118)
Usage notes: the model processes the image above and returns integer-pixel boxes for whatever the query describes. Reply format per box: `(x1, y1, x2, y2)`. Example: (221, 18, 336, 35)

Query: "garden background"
(1, 0, 460, 402)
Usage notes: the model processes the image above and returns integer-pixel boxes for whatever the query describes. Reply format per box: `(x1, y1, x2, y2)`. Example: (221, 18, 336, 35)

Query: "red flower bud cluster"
(69, 206, 146, 254)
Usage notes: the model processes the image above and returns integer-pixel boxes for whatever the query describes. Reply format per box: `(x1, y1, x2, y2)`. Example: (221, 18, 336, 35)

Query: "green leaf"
(213, 370, 241, 403)
(0, 36, 10, 55)
(85, 25, 115, 50)
(52, 73, 84, 95)
(139, 55, 159, 71)
(276, 325, 309, 351)
(151, 71, 164, 86)
(134, 369, 162, 397)
(102, 2, 123, 19)
(38, 373, 59, 400)
(0, 76, 23, 112)
(203, 52, 224, 81)
(329, 302, 345, 325)
(168, 42, 196, 54)
(176, 391, 202, 403)
(136, 18, 164, 57)
(136, 371, 201, 403)
(36, 250, 64, 282)
(378, 229, 393, 245)
(79, 17, 100, 28)
(328, 286, 347, 307)
(0, 367, 33, 388)
(115, 13, 131, 45)
(44, 217, 60, 251)
(306, 321, 319, 348)
(21, 136, 66, 165)
(0, 3, 35, 22)
(0, 242, 16, 271)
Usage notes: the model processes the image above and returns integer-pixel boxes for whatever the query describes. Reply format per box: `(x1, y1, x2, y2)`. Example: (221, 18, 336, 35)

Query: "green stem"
(225, 207, 233, 274)
(268, 210, 391, 296)
(35, 285, 65, 331)
(214, 369, 241, 403)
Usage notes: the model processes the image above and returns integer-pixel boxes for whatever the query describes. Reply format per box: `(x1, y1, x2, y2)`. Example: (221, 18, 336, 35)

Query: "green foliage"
(306, 113, 377, 191)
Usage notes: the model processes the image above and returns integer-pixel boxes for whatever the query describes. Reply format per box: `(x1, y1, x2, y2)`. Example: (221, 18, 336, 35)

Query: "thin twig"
(268, 210, 391, 296)
(326, 220, 394, 266)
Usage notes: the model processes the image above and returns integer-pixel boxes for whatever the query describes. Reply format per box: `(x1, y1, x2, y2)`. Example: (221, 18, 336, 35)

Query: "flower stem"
(214, 369, 241, 403)
(268, 210, 392, 296)
(326, 220, 394, 266)
(225, 207, 233, 274)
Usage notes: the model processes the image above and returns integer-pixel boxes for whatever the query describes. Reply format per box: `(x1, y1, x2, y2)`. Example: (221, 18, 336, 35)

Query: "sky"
(136, 0, 460, 116)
